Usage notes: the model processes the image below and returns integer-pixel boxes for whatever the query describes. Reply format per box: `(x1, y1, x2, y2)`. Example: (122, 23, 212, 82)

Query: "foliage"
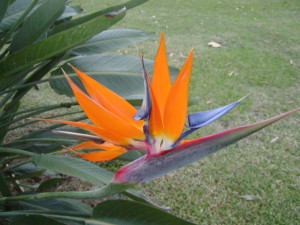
(0, 0, 193, 224)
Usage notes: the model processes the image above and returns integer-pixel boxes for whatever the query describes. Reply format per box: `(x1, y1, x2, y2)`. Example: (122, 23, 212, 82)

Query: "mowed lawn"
(28, 0, 300, 224)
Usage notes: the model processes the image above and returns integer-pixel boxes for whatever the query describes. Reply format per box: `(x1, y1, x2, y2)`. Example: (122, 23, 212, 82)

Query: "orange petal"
(32, 118, 130, 146)
(63, 72, 145, 141)
(67, 141, 127, 161)
(70, 141, 123, 151)
(71, 66, 144, 130)
(151, 32, 171, 115)
(162, 49, 193, 147)
(148, 76, 164, 139)
(69, 141, 105, 151)
(78, 148, 127, 161)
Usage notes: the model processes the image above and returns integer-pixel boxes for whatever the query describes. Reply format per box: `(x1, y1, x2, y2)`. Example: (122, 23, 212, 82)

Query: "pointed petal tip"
(238, 93, 251, 102)
(61, 67, 70, 81)
(159, 32, 164, 40)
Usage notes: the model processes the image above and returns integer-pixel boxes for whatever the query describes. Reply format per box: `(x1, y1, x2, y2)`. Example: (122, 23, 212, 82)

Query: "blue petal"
(172, 96, 248, 146)
(133, 57, 152, 121)
(188, 96, 247, 129)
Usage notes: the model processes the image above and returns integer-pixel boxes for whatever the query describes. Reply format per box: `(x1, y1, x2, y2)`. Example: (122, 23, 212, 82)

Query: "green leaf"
(32, 154, 113, 186)
(49, 54, 179, 100)
(57, 5, 83, 22)
(0, 200, 194, 225)
(50, 0, 148, 35)
(0, 0, 10, 23)
(71, 29, 154, 55)
(11, 215, 66, 225)
(10, 0, 67, 52)
(0, 147, 36, 157)
(90, 200, 195, 225)
(0, 8, 126, 79)
(0, 0, 39, 34)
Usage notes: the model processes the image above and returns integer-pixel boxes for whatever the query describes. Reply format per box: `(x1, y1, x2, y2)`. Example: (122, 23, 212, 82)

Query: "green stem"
(3, 138, 77, 147)
(0, 183, 135, 202)
(3, 101, 78, 119)
(8, 110, 82, 130)
(0, 147, 36, 157)
(21, 115, 87, 139)
(0, 78, 50, 95)
(0, 102, 78, 128)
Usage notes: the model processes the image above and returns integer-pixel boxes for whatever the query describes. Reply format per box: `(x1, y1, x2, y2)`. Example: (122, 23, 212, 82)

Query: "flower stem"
(0, 182, 135, 202)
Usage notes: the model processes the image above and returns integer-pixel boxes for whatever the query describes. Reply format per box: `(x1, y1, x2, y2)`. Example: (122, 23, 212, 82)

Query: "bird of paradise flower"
(36, 33, 299, 184)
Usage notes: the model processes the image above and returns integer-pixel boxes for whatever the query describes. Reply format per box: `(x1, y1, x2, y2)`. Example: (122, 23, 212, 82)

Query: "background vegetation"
(12, 0, 300, 224)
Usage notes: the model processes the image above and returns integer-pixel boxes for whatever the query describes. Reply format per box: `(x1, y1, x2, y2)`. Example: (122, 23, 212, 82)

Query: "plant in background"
(0, 33, 298, 224)
(0, 0, 153, 183)
(0, 0, 196, 224)
(0, 0, 152, 146)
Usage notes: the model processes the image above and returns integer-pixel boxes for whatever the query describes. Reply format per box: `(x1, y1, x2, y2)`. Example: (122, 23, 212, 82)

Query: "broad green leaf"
(0, 0, 33, 33)
(71, 29, 154, 55)
(114, 108, 300, 183)
(0, 0, 10, 22)
(0, 8, 126, 79)
(122, 189, 171, 211)
(31, 154, 158, 206)
(10, 0, 67, 52)
(0, 212, 85, 225)
(11, 215, 66, 225)
(91, 200, 195, 225)
(32, 154, 113, 186)
(29, 149, 166, 209)
(57, 5, 83, 22)
(0, 201, 194, 225)
(50, 0, 148, 35)
(49, 54, 179, 100)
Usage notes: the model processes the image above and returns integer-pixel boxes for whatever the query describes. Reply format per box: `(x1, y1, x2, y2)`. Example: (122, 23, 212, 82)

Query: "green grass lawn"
(23, 0, 300, 224)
